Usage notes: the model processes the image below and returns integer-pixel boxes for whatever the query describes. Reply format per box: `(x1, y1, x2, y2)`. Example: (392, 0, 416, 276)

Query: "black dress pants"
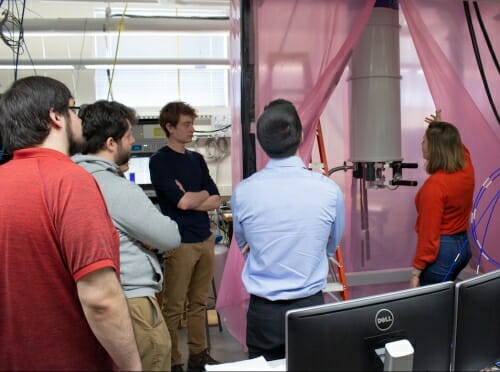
(246, 291, 324, 361)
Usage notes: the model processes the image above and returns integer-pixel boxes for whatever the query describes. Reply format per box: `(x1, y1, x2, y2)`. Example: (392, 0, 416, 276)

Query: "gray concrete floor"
(176, 314, 248, 368)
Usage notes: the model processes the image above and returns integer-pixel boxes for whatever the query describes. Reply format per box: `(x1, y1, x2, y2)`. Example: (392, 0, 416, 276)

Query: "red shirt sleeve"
(74, 259, 117, 282)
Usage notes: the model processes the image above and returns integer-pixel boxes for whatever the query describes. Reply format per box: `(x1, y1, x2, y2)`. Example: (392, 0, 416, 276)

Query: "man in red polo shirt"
(0, 76, 141, 371)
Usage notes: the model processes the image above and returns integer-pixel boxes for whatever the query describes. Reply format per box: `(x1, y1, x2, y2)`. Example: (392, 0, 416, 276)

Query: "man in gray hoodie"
(73, 100, 181, 371)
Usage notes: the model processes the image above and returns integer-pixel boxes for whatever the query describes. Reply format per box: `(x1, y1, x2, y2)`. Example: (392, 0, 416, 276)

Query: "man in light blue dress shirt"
(231, 99, 345, 361)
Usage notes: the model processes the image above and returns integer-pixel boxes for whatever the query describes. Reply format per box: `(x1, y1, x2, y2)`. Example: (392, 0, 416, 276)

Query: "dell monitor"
(452, 269, 500, 371)
(286, 281, 455, 371)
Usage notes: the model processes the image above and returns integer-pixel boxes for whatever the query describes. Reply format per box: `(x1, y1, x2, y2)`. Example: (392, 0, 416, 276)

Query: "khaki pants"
(162, 236, 215, 366)
(128, 296, 171, 371)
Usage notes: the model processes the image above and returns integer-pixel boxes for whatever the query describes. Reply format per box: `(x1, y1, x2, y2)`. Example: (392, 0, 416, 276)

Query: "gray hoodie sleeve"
(104, 176, 181, 252)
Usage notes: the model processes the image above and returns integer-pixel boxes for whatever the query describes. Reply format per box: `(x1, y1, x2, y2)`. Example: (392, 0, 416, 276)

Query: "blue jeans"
(420, 233, 472, 286)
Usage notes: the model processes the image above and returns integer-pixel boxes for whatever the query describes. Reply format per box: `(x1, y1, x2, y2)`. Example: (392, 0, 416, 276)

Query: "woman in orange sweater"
(410, 112, 475, 287)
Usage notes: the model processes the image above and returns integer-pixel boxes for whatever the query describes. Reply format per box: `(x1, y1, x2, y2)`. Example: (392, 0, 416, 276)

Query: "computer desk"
(205, 356, 285, 371)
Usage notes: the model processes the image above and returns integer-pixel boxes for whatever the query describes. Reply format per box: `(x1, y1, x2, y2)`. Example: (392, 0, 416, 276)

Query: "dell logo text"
(375, 309, 394, 331)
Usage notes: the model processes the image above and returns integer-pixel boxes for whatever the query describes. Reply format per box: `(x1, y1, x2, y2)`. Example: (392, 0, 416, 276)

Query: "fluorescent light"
(83, 64, 230, 70)
(0, 65, 74, 70)
(24, 30, 229, 37)
(41, 0, 159, 2)
(0, 58, 229, 70)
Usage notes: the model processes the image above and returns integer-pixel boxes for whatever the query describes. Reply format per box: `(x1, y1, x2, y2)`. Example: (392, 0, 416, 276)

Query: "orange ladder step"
(315, 121, 349, 301)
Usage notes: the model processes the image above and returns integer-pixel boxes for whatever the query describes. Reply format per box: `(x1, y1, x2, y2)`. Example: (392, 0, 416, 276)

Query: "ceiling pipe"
(16, 17, 229, 35)
(0, 58, 230, 68)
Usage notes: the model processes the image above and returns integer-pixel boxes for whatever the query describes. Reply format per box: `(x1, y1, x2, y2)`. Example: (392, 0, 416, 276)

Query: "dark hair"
(79, 100, 137, 154)
(257, 98, 302, 158)
(159, 101, 197, 137)
(0, 76, 73, 152)
(425, 121, 465, 174)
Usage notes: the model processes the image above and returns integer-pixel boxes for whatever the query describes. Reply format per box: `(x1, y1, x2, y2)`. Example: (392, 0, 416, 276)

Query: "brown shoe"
(187, 349, 219, 371)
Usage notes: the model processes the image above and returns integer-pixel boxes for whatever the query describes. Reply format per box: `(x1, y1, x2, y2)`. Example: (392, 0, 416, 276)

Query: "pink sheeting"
(216, 0, 375, 350)
(401, 0, 500, 272)
(214, 239, 248, 349)
(332, 1, 499, 276)
(217, 0, 499, 351)
(254, 0, 376, 169)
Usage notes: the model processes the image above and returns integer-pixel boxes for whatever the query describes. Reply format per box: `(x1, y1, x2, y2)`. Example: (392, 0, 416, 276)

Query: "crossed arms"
(175, 179, 221, 211)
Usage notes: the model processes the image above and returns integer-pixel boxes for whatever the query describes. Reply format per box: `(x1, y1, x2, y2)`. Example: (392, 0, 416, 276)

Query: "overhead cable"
(463, 1, 500, 125)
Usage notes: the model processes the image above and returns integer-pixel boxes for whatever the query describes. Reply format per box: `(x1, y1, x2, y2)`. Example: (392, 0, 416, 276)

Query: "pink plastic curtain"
(254, 0, 376, 169)
(216, 0, 375, 349)
(340, 0, 500, 286)
(217, 0, 499, 351)
(401, 0, 500, 272)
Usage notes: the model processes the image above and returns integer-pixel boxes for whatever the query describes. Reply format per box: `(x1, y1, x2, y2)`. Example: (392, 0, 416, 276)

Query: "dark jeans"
(246, 291, 324, 361)
(420, 232, 472, 286)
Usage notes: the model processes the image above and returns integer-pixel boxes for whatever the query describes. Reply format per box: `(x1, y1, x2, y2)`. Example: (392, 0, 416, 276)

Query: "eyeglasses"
(69, 106, 80, 115)
(69, 104, 88, 119)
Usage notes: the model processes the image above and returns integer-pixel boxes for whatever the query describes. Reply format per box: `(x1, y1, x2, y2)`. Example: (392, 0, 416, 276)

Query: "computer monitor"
(123, 155, 152, 186)
(452, 269, 500, 371)
(286, 281, 455, 371)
